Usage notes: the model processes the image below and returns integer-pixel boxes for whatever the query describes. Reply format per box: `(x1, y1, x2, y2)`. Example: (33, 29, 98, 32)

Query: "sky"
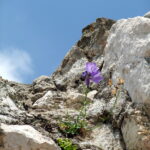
(0, 0, 149, 83)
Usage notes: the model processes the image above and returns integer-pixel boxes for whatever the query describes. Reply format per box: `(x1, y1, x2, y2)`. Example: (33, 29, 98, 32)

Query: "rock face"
(103, 15, 150, 150)
(104, 16, 150, 105)
(0, 12, 150, 150)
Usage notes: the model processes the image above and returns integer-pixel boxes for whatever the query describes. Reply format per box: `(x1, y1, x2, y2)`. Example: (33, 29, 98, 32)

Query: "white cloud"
(0, 48, 33, 82)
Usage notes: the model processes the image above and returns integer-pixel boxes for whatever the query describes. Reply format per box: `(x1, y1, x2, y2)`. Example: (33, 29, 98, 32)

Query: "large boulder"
(103, 16, 150, 106)
(103, 15, 150, 150)
(0, 124, 60, 150)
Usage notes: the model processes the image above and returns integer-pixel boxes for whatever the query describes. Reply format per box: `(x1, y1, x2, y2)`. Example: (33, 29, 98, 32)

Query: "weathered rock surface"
(104, 16, 150, 105)
(0, 12, 150, 150)
(121, 109, 150, 150)
(0, 123, 60, 150)
(103, 15, 150, 150)
(33, 90, 66, 109)
(52, 18, 115, 90)
(80, 125, 124, 150)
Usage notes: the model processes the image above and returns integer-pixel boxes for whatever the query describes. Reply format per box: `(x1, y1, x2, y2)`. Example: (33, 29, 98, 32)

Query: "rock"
(66, 91, 92, 109)
(144, 11, 150, 18)
(33, 75, 56, 93)
(80, 125, 124, 150)
(103, 16, 150, 150)
(87, 90, 98, 100)
(121, 110, 150, 150)
(87, 91, 130, 127)
(0, 80, 26, 124)
(87, 100, 106, 120)
(52, 18, 115, 90)
(0, 124, 60, 150)
(53, 55, 88, 90)
(77, 18, 116, 58)
(33, 90, 65, 109)
(104, 16, 150, 106)
(0, 78, 34, 124)
(0, 96, 24, 124)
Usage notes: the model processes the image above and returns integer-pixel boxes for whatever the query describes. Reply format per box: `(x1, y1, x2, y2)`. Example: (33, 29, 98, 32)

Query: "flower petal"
(86, 62, 99, 73)
(91, 73, 103, 83)
(91, 69, 100, 76)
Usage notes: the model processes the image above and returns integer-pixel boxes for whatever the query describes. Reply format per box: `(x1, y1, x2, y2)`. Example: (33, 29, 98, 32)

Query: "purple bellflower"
(82, 62, 103, 86)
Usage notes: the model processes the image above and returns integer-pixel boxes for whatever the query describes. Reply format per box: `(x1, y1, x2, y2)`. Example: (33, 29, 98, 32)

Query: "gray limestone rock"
(0, 124, 60, 150)
(104, 16, 150, 106)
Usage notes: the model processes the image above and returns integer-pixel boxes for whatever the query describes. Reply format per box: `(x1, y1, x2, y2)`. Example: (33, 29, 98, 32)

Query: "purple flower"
(82, 62, 103, 86)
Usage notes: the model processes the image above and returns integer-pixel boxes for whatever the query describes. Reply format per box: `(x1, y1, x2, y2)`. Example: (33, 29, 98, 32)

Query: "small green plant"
(59, 111, 88, 136)
(59, 89, 89, 136)
(57, 138, 78, 150)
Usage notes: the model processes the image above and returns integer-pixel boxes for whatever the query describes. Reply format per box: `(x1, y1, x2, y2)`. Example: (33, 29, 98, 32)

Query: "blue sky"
(0, 0, 149, 83)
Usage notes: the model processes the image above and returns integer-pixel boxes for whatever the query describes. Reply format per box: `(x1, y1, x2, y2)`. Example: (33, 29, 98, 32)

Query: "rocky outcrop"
(0, 12, 150, 150)
(52, 18, 115, 90)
